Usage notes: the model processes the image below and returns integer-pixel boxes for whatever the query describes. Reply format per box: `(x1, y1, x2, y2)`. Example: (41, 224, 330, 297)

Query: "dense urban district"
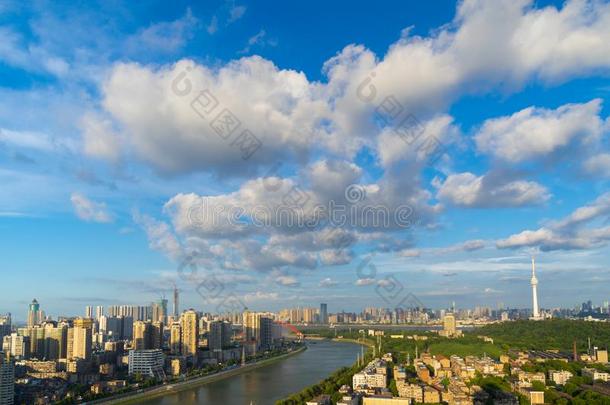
(279, 319, 610, 405)
(2, 290, 610, 405)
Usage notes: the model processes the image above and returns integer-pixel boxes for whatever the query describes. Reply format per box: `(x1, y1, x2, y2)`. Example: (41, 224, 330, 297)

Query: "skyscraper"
(443, 314, 456, 335)
(95, 306, 104, 320)
(320, 303, 328, 324)
(133, 321, 152, 351)
(42, 323, 67, 360)
(208, 321, 232, 352)
(0, 351, 14, 405)
(18, 326, 44, 359)
(27, 299, 43, 328)
(151, 321, 163, 350)
(180, 310, 198, 357)
(259, 317, 273, 349)
(169, 322, 181, 355)
(85, 306, 93, 319)
(0, 316, 10, 343)
(243, 311, 273, 349)
(531, 257, 540, 320)
(173, 285, 179, 318)
(152, 299, 168, 324)
(70, 318, 93, 360)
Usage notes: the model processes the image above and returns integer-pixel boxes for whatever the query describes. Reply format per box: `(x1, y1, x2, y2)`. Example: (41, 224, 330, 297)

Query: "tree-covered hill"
(478, 320, 610, 352)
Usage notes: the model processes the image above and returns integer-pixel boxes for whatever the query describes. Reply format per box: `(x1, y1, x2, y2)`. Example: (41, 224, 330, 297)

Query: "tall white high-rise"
(531, 257, 540, 319)
(95, 306, 104, 320)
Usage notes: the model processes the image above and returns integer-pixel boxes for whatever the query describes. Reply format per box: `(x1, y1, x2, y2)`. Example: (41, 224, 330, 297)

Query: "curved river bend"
(133, 340, 360, 405)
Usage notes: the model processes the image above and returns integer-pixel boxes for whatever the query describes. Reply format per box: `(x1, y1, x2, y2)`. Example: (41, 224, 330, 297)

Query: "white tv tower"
(530, 256, 540, 320)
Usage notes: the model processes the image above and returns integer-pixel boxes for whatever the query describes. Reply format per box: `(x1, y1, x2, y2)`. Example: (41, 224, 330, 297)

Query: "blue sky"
(2, 0, 610, 321)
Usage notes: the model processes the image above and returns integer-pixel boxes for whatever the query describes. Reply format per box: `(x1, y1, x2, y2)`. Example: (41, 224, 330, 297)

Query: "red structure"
(274, 320, 304, 340)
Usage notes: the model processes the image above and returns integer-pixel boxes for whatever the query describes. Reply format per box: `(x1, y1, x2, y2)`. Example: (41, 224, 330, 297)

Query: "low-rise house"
(423, 386, 441, 403)
(362, 397, 411, 405)
(306, 395, 331, 405)
(353, 359, 388, 391)
(582, 367, 610, 382)
(549, 370, 573, 385)
(396, 381, 423, 402)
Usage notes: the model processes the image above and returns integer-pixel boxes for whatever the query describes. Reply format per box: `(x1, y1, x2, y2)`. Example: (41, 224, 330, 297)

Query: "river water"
(135, 340, 361, 405)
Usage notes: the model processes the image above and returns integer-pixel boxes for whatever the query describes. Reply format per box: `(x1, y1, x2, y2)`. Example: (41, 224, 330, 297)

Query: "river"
(132, 340, 361, 405)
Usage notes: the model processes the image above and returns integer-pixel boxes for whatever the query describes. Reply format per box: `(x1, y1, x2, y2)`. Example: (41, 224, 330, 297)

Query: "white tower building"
(530, 257, 540, 319)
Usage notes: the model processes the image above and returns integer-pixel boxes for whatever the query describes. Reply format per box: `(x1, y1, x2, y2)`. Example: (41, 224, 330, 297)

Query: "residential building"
(170, 322, 181, 355)
(528, 390, 544, 404)
(397, 382, 423, 402)
(423, 386, 441, 403)
(595, 349, 608, 363)
(42, 323, 67, 360)
(353, 359, 387, 390)
(549, 370, 573, 385)
(306, 395, 331, 405)
(362, 398, 410, 405)
(439, 313, 462, 337)
(0, 352, 14, 405)
(582, 367, 610, 381)
(1, 334, 29, 360)
(180, 310, 199, 357)
(208, 321, 232, 352)
(243, 311, 273, 349)
(71, 318, 93, 360)
(133, 321, 152, 350)
(128, 349, 165, 379)
(0, 316, 10, 342)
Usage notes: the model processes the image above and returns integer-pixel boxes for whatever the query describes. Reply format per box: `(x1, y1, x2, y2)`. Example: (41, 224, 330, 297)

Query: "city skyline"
(2, 249, 610, 321)
(2, 0, 610, 319)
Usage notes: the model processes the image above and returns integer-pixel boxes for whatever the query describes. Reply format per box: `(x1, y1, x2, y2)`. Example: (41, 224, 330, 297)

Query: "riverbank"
(276, 340, 371, 404)
(90, 346, 307, 405)
(331, 337, 374, 347)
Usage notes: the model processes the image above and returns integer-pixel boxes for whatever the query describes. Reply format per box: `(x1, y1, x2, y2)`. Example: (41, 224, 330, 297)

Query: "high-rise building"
(27, 299, 43, 328)
(70, 318, 93, 360)
(531, 257, 541, 319)
(151, 321, 163, 350)
(42, 323, 67, 360)
(320, 303, 328, 324)
(152, 299, 168, 324)
(439, 313, 461, 338)
(259, 317, 273, 349)
(95, 306, 104, 320)
(133, 320, 163, 350)
(243, 311, 273, 349)
(173, 286, 179, 318)
(170, 322, 181, 355)
(1, 334, 29, 359)
(208, 321, 232, 352)
(0, 315, 11, 342)
(303, 308, 317, 323)
(443, 314, 456, 335)
(85, 306, 93, 319)
(0, 351, 14, 405)
(128, 349, 165, 379)
(18, 327, 44, 359)
(100, 315, 129, 339)
(180, 310, 199, 357)
(243, 310, 257, 342)
(133, 321, 152, 351)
